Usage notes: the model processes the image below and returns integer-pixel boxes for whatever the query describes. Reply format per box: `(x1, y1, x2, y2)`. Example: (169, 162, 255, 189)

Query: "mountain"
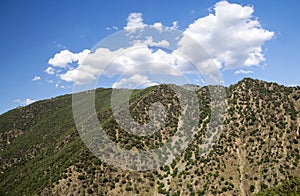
(0, 78, 299, 195)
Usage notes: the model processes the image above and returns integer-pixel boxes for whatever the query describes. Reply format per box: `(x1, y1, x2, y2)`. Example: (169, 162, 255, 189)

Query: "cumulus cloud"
(32, 76, 41, 81)
(14, 98, 36, 105)
(59, 48, 119, 84)
(48, 49, 90, 68)
(181, 1, 274, 69)
(124, 13, 147, 33)
(234, 69, 254, 75)
(45, 1, 274, 86)
(58, 45, 181, 85)
(60, 68, 97, 85)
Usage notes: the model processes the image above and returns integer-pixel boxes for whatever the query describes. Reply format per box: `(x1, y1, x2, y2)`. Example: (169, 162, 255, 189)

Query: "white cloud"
(151, 22, 163, 32)
(166, 21, 179, 31)
(56, 45, 182, 85)
(181, 0, 274, 69)
(45, 66, 56, 75)
(124, 13, 178, 34)
(48, 50, 75, 68)
(14, 98, 36, 105)
(172, 21, 178, 29)
(112, 74, 159, 89)
(48, 49, 90, 68)
(124, 12, 146, 33)
(32, 76, 41, 81)
(45, 1, 274, 86)
(46, 49, 91, 84)
(234, 69, 254, 75)
(60, 68, 97, 85)
(132, 36, 170, 47)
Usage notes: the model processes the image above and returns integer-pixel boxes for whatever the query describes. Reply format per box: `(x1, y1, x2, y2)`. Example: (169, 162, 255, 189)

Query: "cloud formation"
(182, 1, 274, 69)
(48, 49, 90, 68)
(45, 1, 274, 87)
(58, 46, 181, 85)
(124, 12, 178, 34)
(124, 13, 147, 33)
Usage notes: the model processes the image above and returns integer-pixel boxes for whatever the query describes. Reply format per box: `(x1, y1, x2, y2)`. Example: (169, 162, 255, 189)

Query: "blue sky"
(0, 0, 300, 114)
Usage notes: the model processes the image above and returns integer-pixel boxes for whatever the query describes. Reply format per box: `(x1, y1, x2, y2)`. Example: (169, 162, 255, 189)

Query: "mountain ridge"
(0, 78, 299, 195)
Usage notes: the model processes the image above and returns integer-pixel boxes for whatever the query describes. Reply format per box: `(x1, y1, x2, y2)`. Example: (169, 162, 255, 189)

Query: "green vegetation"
(256, 176, 300, 195)
(0, 78, 299, 195)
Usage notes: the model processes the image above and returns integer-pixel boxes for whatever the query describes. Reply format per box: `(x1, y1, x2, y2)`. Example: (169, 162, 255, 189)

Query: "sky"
(0, 0, 300, 114)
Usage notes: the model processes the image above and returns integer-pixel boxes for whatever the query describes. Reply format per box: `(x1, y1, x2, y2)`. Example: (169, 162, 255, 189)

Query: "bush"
(77, 175, 85, 180)
(87, 188, 93, 194)
(125, 186, 133, 191)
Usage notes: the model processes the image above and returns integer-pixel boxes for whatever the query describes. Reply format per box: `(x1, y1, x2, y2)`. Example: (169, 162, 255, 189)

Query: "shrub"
(125, 186, 133, 191)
